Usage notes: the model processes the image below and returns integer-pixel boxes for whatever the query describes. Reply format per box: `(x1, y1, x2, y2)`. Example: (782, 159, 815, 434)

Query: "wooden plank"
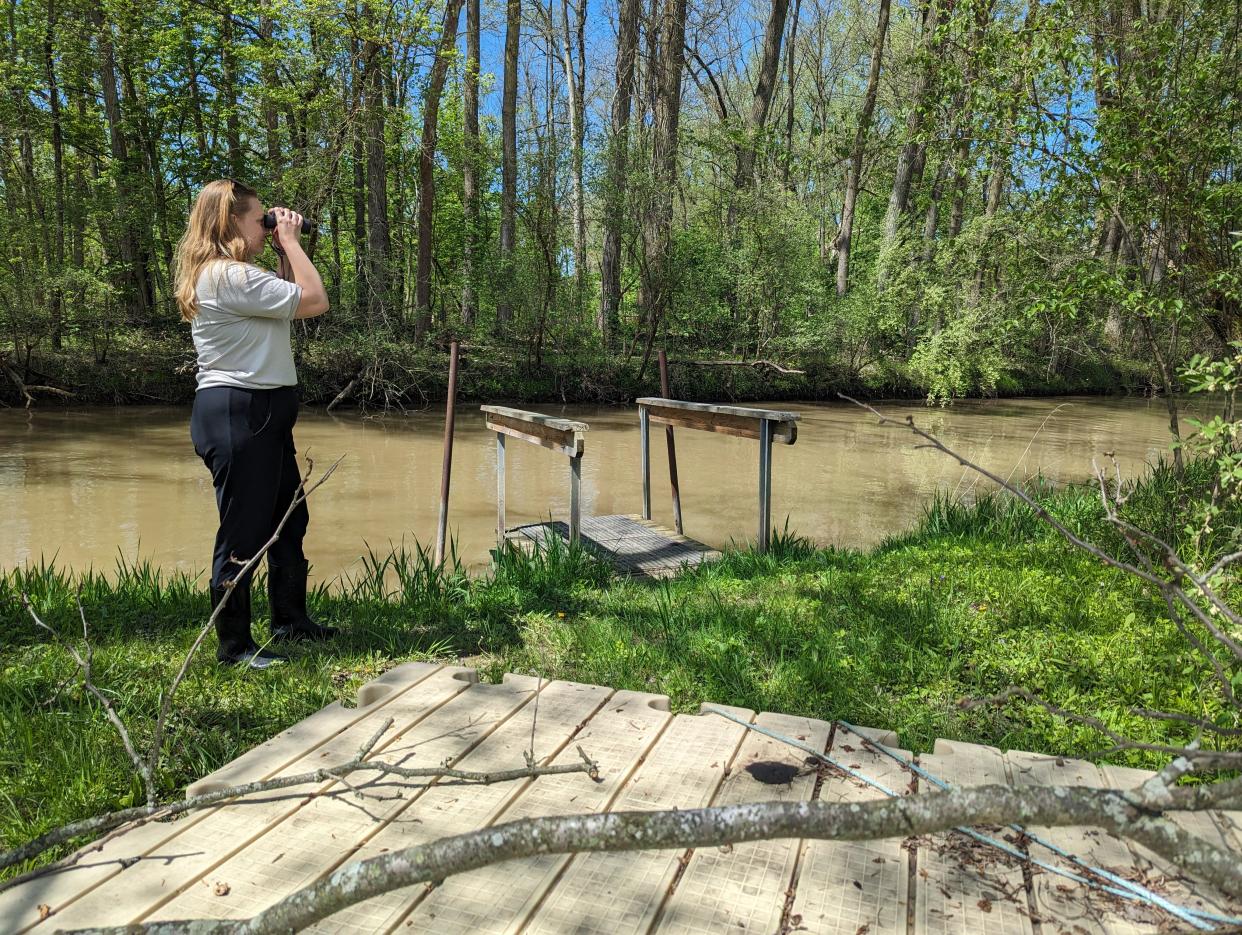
(42, 669, 510, 929)
(641, 403, 797, 444)
(8, 663, 470, 934)
(188, 661, 444, 797)
(138, 674, 556, 925)
(479, 405, 589, 434)
(485, 413, 584, 458)
(1007, 751, 1161, 935)
(385, 690, 675, 935)
(522, 704, 755, 935)
(914, 740, 1033, 935)
(296, 680, 615, 933)
(651, 712, 833, 934)
(789, 725, 912, 935)
(635, 397, 802, 424)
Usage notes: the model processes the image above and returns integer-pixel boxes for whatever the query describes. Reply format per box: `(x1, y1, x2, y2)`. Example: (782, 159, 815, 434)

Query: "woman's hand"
(269, 206, 305, 254)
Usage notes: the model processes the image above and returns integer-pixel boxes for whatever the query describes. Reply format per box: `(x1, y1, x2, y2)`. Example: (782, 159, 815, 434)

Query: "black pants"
(190, 385, 308, 590)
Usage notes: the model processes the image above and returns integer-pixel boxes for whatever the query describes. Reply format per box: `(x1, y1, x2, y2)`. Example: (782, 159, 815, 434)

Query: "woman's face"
(235, 197, 268, 260)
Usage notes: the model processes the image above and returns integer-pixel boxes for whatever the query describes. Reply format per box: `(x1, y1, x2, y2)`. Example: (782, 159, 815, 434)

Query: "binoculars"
(262, 212, 316, 235)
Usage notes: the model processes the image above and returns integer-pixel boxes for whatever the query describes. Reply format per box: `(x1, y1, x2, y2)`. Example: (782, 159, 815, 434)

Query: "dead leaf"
(977, 898, 993, 914)
(37, 905, 51, 922)
(214, 881, 231, 897)
(855, 925, 870, 935)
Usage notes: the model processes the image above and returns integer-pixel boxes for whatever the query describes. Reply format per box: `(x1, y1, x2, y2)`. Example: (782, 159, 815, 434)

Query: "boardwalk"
(3, 662, 1239, 933)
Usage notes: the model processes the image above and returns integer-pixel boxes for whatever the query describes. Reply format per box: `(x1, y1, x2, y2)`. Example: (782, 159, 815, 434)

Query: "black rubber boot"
(211, 584, 287, 669)
(268, 559, 338, 642)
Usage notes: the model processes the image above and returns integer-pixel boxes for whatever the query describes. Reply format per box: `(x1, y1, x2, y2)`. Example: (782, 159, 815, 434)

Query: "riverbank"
(3, 331, 1149, 408)
(3, 459, 1235, 879)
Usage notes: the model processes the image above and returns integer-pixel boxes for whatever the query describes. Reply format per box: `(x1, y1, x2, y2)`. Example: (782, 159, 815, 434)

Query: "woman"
(173, 179, 334, 669)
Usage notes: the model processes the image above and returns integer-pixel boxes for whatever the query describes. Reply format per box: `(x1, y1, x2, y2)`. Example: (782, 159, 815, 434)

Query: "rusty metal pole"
(434, 340, 460, 567)
(658, 350, 683, 534)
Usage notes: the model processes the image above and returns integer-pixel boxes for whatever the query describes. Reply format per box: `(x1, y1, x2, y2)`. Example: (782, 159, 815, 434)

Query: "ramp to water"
(505, 514, 721, 579)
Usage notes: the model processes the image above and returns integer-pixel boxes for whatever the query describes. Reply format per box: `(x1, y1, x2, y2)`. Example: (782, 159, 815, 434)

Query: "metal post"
(640, 405, 651, 520)
(496, 432, 506, 547)
(658, 350, 683, 534)
(758, 418, 772, 552)
(569, 455, 581, 544)
(434, 340, 460, 567)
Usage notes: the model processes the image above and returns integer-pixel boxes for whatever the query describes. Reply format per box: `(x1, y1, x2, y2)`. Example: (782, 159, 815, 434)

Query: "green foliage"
(8, 0, 1237, 406)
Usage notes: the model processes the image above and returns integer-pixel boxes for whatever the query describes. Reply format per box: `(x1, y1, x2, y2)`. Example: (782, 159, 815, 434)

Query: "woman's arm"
(271, 208, 329, 319)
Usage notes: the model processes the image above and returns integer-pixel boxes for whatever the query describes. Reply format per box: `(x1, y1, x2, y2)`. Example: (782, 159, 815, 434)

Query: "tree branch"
(62, 784, 1242, 934)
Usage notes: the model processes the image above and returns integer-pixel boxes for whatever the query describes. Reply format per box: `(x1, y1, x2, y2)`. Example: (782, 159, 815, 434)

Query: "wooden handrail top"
(480, 405, 589, 433)
(636, 398, 800, 423)
(636, 397, 798, 444)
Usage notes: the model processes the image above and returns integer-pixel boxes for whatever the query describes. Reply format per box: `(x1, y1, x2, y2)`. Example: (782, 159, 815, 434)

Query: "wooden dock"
(481, 400, 799, 578)
(4, 662, 1239, 934)
(505, 514, 721, 579)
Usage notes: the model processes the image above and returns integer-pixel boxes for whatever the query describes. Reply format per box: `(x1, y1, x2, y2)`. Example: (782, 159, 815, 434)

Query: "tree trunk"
(497, 0, 521, 330)
(883, 0, 949, 246)
(220, 15, 243, 178)
(461, 0, 480, 327)
(780, 0, 801, 191)
(260, 7, 282, 196)
(920, 155, 950, 266)
(638, 0, 688, 375)
(362, 35, 392, 326)
(598, 0, 640, 345)
(44, 0, 65, 348)
(413, 0, 466, 344)
(183, 19, 210, 174)
(88, 0, 151, 324)
(833, 0, 890, 297)
(558, 0, 587, 312)
(732, 0, 790, 199)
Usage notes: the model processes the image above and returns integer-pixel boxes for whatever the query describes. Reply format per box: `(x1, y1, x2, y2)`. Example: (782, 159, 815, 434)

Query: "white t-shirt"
(191, 260, 303, 390)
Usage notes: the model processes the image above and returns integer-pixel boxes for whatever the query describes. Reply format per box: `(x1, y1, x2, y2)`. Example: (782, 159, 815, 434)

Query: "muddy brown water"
(0, 396, 1203, 587)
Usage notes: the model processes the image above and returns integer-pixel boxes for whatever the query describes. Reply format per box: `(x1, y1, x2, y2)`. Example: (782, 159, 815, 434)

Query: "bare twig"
(1130, 708, 1242, 737)
(840, 395, 1169, 588)
(0, 715, 598, 883)
(21, 594, 157, 806)
(146, 455, 345, 786)
(961, 687, 1242, 767)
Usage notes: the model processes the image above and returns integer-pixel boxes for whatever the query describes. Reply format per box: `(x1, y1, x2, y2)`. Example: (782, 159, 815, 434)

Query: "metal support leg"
(640, 406, 651, 520)
(496, 432, 506, 547)
(758, 418, 772, 553)
(569, 455, 581, 544)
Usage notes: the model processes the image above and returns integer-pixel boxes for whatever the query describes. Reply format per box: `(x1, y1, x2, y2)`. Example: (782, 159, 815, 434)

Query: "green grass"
(2, 462, 1239, 880)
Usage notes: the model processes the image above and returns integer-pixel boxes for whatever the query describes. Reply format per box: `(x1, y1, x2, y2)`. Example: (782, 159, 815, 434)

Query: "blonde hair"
(173, 179, 259, 322)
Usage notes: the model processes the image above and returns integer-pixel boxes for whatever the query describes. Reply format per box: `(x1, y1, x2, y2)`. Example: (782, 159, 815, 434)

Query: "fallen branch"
(673, 358, 805, 375)
(0, 717, 598, 884)
(326, 367, 364, 412)
(0, 352, 75, 408)
(64, 781, 1242, 934)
